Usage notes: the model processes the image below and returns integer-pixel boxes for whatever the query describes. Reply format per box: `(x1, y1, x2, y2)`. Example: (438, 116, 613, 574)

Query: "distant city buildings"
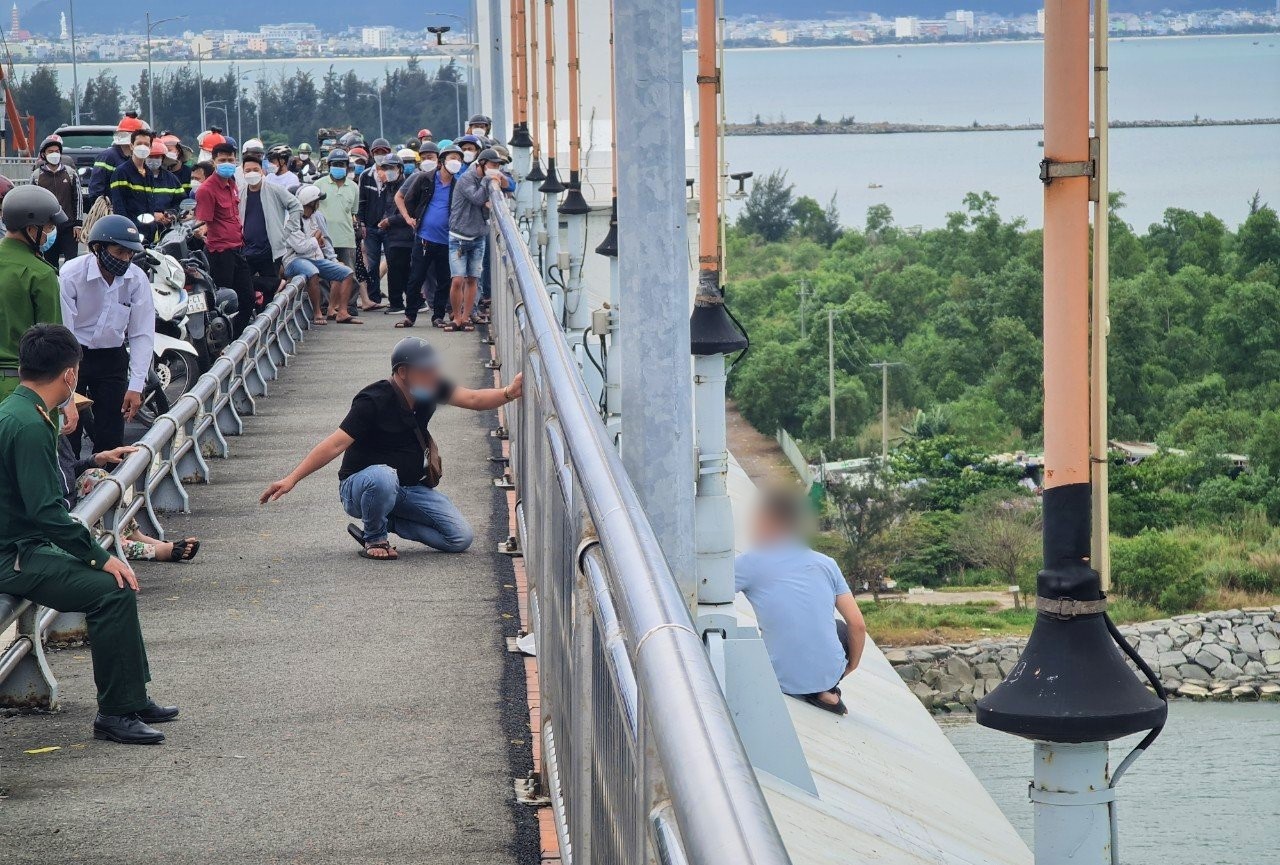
(0, 7, 1272, 65)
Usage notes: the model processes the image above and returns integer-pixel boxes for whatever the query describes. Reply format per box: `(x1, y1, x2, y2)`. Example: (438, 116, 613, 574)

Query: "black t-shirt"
(242, 188, 270, 257)
(338, 379, 455, 486)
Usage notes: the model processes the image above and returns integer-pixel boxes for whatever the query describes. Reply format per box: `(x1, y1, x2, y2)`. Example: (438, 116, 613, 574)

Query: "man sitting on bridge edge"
(259, 337, 522, 561)
(0, 324, 179, 745)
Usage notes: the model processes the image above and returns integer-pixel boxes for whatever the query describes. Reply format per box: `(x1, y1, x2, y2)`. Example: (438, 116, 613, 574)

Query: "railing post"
(0, 604, 58, 710)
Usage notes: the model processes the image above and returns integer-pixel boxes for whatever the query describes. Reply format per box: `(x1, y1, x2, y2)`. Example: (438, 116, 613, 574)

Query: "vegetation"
(12, 61, 467, 148)
(726, 172, 1280, 621)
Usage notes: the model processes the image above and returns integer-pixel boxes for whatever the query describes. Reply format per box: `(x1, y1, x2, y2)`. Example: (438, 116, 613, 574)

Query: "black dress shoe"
(137, 698, 180, 724)
(93, 712, 165, 745)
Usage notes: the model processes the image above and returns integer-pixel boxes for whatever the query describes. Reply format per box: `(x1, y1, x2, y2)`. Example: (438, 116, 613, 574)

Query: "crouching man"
(259, 337, 522, 560)
(0, 325, 178, 744)
(735, 489, 867, 716)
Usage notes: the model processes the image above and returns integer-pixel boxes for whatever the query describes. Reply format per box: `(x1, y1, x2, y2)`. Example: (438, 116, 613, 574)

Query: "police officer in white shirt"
(59, 214, 154, 452)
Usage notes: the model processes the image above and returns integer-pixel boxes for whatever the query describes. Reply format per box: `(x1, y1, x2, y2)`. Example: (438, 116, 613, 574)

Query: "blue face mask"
(403, 163, 416, 175)
(354, 163, 366, 176)
(409, 385, 436, 405)
(215, 163, 237, 179)
(41, 227, 57, 252)
(329, 166, 347, 181)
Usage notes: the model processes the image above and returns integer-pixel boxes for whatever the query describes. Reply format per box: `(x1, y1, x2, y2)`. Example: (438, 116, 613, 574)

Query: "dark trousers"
(362, 227, 386, 302)
(405, 239, 451, 324)
(384, 245, 411, 312)
(245, 250, 280, 309)
(207, 248, 255, 336)
(0, 546, 151, 715)
(796, 621, 852, 698)
(43, 228, 80, 270)
(71, 345, 129, 453)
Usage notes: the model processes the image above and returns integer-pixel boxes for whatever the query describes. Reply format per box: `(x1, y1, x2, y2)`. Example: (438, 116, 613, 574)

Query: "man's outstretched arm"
(449, 372, 523, 411)
(835, 593, 867, 676)
(260, 429, 355, 503)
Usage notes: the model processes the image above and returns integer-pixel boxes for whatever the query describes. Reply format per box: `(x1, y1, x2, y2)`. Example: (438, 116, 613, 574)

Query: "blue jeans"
(339, 464, 474, 553)
(284, 257, 353, 282)
(448, 236, 486, 279)
(363, 226, 386, 301)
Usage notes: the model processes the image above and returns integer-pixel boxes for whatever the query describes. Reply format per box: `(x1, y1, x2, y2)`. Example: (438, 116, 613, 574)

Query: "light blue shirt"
(735, 540, 851, 695)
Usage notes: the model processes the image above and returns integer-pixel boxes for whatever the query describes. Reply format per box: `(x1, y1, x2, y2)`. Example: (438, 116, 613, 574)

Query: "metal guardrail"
(0, 278, 313, 710)
(489, 189, 792, 865)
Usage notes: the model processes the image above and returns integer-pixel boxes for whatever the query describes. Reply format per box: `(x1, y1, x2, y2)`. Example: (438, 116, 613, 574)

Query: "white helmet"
(296, 184, 325, 207)
(243, 137, 265, 156)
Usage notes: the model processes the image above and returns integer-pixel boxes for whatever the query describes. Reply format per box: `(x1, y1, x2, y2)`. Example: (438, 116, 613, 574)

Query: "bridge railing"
(489, 190, 791, 865)
(0, 278, 312, 710)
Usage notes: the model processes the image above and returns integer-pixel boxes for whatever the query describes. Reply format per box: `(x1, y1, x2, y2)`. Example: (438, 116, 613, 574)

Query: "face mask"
(384, 168, 400, 182)
(444, 159, 463, 175)
(199, 149, 212, 162)
(469, 127, 486, 136)
(133, 144, 151, 160)
(462, 151, 477, 164)
(485, 167, 501, 179)
(403, 163, 416, 175)
(167, 150, 179, 161)
(40, 227, 57, 253)
(216, 163, 237, 179)
(114, 133, 131, 147)
(244, 171, 263, 186)
(329, 166, 347, 181)
(374, 153, 388, 165)
(45, 151, 62, 165)
(421, 158, 437, 171)
(96, 246, 133, 278)
(189, 179, 201, 194)
(409, 385, 436, 405)
(145, 157, 162, 171)
(57, 371, 77, 412)
(354, 164, 366, 175)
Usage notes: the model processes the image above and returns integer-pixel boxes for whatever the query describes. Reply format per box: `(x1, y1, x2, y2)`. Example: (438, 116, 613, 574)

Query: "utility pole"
(798, 278, 808, 339)
(869, 361, 903, 459)
(827, 309, 837, 441)
(68, 0, 80, 124)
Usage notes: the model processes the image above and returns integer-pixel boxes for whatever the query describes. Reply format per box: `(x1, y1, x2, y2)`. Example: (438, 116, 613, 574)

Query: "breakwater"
(725, 117, 1280, 137)
(887, 606, 1280, 714)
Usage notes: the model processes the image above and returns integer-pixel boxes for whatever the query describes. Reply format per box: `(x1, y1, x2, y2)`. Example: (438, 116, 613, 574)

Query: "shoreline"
(712, 30, 1274, 54)
(726, 117, 1280, 137)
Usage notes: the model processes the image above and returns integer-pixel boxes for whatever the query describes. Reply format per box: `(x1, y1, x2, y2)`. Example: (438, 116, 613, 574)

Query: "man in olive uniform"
(0, 186, 77, 434)
(0, 325, 178, 744)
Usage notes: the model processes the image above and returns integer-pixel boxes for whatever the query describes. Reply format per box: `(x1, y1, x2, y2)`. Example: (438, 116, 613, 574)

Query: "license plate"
(185, 293, 208, 313)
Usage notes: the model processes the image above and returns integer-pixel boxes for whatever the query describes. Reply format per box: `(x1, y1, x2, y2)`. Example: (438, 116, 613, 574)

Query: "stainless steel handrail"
(0, 278, 312, 707)
(489, 189, 791, 865)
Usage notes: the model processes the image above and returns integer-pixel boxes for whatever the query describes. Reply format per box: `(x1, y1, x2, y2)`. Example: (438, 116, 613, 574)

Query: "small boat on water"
(867, 182, 883, 189)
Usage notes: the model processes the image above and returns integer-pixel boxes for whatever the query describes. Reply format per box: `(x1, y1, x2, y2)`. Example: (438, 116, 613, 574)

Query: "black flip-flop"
(799, 692, 848, 716)
(359, 540, 399, 561)
(170, 537, 201, 562)
(346, 523, 366, 548)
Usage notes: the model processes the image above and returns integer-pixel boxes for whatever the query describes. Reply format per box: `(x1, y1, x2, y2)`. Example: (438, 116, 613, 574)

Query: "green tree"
(13, 66, 72, 134)
(827, 467, 916, 600)
(737, 170, 796, 242)
(950, 490, 1042, 593)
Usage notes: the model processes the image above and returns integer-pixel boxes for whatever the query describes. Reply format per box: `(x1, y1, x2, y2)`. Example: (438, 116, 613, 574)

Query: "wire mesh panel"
(488, 191, 791, 865)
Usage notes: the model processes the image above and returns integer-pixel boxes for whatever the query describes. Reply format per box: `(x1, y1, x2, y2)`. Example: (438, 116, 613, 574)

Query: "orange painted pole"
(695, 0, 720, 286)
(528, 0, 542, 166)
(1041, 0, 1091, 554)
(511, 0, 526, 127)
(541, 0, 563, 190)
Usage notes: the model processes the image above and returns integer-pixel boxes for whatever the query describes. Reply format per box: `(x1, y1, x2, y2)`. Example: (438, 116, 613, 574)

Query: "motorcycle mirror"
(179, 199, 196, 214)
(137, 213, 157, 225)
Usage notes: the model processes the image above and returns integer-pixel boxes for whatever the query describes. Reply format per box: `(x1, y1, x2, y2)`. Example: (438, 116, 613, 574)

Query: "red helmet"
(417, 128, 433, 141)
(348, 145, 369, 161)
(198, 131, 228, 151)
(149, 140, 167, 157)
(117, 112, 149, 133)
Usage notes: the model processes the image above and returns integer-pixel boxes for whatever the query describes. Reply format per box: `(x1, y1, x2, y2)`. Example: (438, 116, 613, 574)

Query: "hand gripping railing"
(0, 277, 313, 710)
(489, 189, 792, 865)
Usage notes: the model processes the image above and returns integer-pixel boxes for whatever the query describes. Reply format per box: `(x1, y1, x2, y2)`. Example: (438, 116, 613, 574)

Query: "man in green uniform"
(0, 186, 78, 435)
(0, 324, 178, 744)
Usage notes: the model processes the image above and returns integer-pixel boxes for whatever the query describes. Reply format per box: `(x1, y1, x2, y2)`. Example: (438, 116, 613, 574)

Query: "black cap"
(391, 337, 440, 372)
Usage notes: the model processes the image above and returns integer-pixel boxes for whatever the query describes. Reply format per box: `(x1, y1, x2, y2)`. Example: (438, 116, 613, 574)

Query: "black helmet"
(391, 337, 439, 372)
(85, 214, 145, 251)
(477, 147, 508, 165)
(404, 138, 420, 151)
(418, 141, 440, 156)
(267, 144, 292, 162)
(382, 152, 403, 167)
(370, 137, 392, 153)
(467, 113, 492, 128)
(2, 185, 68, 230)
(327, 147, 350, 165)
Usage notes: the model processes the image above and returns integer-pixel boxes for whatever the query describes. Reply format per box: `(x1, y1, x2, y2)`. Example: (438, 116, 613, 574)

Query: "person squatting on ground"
(0, 324, 179, 745)
(259, 337, 523, 560)
(734, 488, 867, 716)
(284, 185, 360, 326)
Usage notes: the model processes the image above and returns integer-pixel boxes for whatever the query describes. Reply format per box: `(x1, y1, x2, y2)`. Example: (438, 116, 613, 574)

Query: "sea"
(943, 701, 1280, 864)
(25, 34, 1277, 229)
(708, 35, 1280, 231)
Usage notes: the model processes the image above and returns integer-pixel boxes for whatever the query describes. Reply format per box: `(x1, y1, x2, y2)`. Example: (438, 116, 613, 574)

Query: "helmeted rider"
(87, 112, 150, 207)
(265, 144, 300, 194)
(31, 134, 82, 267)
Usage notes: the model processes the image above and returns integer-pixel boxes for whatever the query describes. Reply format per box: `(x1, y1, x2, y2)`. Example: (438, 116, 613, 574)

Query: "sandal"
(313, 317, 328, 326)
(168, 537, 201, 562)
(360, 302, 387, 311)
(359, 540, 399, 561)
(443, 323, 463, 332)
(394, 319, 415, 328)
(799, 691, 848, 716)
(346, 523, 366, 548)
(334, 316, 364, 325)
(460, 321, 476, 332)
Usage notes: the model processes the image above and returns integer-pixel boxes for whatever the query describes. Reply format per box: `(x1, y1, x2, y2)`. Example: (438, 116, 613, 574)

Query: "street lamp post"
(194, 49, 214, 132)
(144, 12, 185, 128)
(68, 0, 80, 123)
(428, 12, 475, 116)
(204, 100, 229, 133)
(358, 86, 385, 139)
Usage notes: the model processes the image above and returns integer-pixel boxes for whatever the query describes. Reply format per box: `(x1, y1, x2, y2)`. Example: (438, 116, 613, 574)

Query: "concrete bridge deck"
(0, 316, 536, 865)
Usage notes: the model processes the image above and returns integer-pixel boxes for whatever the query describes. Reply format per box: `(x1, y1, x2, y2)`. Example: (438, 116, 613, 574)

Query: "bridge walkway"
(0, 316, 536, 865)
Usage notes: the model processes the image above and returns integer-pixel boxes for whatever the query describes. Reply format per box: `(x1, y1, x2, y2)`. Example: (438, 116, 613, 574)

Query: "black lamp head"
(977, 562, 1168, 743)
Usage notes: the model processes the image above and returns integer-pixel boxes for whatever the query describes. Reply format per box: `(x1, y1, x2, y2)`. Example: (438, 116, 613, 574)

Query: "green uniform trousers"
(1, 545, 151, 715)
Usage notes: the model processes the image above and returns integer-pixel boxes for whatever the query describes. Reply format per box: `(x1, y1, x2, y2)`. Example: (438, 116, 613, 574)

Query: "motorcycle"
(134, 212, 201, 426)
(155, 204, 239, 372)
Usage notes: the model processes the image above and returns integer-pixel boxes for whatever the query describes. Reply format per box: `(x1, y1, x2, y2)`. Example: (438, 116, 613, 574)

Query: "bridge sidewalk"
(1, 316, 534, 865)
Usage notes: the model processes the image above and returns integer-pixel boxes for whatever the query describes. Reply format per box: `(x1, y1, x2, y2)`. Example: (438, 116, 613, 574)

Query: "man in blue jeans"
(259, 337, 523, 560)
(446, 147, 513, 332)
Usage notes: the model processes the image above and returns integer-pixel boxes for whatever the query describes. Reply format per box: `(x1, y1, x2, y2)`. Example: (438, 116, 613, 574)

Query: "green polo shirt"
(0, 237, 61, 398)
(0, 385, 111, 570)
(315, 175, 359, 249)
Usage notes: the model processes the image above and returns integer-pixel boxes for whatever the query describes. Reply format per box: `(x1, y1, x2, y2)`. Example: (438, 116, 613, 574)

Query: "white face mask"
(462, 151, 477, 164)
(145, 157, 162, 171)
(44, 151, 61, 165)
(421, 158, 438, 171)
(469, 127, 485, 136)
(166, 150, 179, 161)
(133, 144, 151, 160)
(198, 149, 212, 162)
(444, 159, 463, 175)
(384, 168, 400, 181)
(244, 171, 263, 186)
(189, 179, 201, 193)
(485, 167, 501, 179)
(114, 132, 131, 146)
(373, 153, 388, 165)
